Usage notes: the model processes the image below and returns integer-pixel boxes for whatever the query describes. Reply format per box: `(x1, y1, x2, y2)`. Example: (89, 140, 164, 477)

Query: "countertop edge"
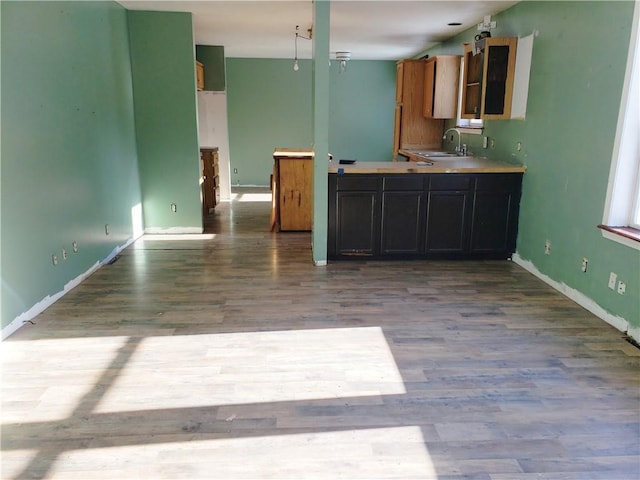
(328, 160, 526, 174)
(273, 148, 314, 159)
(328, 167, 526, 174)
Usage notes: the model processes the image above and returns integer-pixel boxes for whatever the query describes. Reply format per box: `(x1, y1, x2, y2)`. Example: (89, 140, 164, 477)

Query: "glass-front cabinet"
(461, 37, 517, 120)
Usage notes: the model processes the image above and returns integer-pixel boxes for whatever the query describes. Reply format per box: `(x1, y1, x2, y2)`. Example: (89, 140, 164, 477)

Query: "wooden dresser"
(200, 147, 220, 214)
(271, 148, 313, 231)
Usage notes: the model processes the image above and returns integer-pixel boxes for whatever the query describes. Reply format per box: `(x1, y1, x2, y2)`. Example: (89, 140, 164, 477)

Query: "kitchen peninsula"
(328, 154, 526, 260)
(271, 148, 313, 232)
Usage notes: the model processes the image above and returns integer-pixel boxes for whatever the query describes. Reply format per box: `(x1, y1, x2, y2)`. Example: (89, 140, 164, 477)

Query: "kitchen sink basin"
(414, 151, 460, 157)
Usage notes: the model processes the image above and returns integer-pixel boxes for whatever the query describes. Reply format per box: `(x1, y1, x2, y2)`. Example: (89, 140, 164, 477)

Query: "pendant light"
(293, 25, 312, 72)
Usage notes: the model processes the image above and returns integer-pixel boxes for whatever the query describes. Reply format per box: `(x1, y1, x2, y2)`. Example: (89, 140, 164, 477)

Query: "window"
(601, 1, 640, 249)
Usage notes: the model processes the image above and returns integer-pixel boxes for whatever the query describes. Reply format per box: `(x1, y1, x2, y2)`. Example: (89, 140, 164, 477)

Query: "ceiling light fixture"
(293, 25, 312, 72)
(335, 51, 351, 73)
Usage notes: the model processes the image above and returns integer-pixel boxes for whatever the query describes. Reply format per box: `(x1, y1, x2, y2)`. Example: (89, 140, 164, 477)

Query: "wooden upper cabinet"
(461, 37, 517, 120)
(393, 59, 444, 158)
(423, 56, 460, 119)
(395, 61, 404, 105)
(196, 61, 205, 91)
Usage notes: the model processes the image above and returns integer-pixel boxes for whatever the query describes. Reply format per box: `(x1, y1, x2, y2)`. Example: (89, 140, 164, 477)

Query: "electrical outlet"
(62, 248, 68, 260)
(608, 272, 617, 290)
(544, 240, 551, 255)
(171, 203, 177, 213)
(483, 136, 488, 149)
(233, 168, 238, 174)
(617, 281, 626, 295)
(52, 254, 58, 266)
(72, 241, 78, 253)
(490, 138, 496, 149)
(516, 141, 523, 152)
(581, 257, 588, 272)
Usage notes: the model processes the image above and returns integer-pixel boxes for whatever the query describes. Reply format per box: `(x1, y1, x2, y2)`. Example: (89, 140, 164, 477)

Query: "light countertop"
(273, 148, 314, 159)
(328, 151, 526, 174)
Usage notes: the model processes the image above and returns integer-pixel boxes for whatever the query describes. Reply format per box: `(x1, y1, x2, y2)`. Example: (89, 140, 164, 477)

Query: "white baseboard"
(511, 253, 635, 342)
(144, 226, 203, 234)
(2, 237, 136, 340)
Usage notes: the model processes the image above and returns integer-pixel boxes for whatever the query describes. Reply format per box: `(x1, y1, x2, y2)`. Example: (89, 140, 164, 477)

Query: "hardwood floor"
(2, 187, 639, 479)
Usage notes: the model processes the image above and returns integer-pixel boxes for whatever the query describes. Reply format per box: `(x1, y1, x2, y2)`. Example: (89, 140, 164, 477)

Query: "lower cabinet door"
(336, 192, 379, 255)
(470, 191, 515, 253)
(425, 190, 471, 254)
(470, 174, 522, 255)
(380, 191, 424, 255)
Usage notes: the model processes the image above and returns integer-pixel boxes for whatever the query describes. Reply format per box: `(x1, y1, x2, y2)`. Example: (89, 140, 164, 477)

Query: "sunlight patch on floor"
(39, 427, 436, 479)
(1, 336, 131, 423)
(230, 192, 272, 202)
(139, 234, 217, 241)
(95, 327, 405, 413)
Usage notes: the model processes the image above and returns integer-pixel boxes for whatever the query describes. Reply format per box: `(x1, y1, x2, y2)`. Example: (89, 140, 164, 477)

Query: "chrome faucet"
(443, 127, 462, 154)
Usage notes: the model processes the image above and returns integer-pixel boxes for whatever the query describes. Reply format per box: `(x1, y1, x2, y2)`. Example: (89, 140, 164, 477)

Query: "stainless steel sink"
(414, 151, 459, 157)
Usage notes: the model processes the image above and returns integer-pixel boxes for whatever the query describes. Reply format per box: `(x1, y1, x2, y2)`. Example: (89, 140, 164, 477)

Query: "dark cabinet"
(470, 174, 522, 253)
(336, 192, 378, 255)
(425, 191, 471, 254)
(425, 175, 472, 255)
(329, 175, 380, 257)
(328, 172, 523, 260)
(381, 176, 425, 255)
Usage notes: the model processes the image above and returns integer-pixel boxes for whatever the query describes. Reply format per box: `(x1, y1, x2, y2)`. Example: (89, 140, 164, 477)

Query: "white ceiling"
(118, 0, 520, 60)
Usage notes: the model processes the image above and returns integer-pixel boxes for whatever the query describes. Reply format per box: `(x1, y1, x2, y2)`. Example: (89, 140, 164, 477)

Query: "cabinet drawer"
(429, 175, 472, 191)
(475, 173, 522, 191)
(335, 175, 379, 191)
(383, 175, 424, 191)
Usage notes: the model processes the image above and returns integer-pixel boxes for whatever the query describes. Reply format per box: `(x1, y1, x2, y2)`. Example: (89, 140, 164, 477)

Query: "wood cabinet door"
(423, 60, 436, 118)
(395, 61, 404, 104)
(424, 56, 460, 119)
(481, 37, 517, 119)
(393, 106, 402, 157)
(279, 159, 312, 231)
(433, 56, 460, 119)
(461, 44, 483, 119)
(200, 149, 217, 214)
(196, 61, 204, 91)
(397, 60, 443, 150)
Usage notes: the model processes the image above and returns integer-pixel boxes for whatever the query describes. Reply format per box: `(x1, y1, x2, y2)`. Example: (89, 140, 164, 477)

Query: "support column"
(312, 0, 330, 265)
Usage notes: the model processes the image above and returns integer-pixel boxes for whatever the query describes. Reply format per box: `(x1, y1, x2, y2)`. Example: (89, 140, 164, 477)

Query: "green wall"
(226, 58, 396, 186)
(226, 58, 314, 186)
(1, 1, 141, 330)
(128, 11, 202, 232)
(425, 1, 639, 330)
(328, 60, 396, 162)
(196, 45, 226, 91)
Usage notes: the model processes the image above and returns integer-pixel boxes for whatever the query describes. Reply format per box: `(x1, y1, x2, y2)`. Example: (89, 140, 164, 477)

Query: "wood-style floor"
(2, 188, 639, 479)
